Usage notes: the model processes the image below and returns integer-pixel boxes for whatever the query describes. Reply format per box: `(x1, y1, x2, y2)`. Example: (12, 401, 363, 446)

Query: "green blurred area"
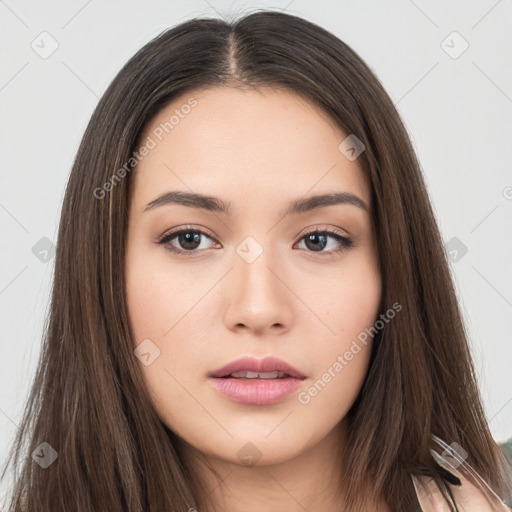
(500, 438, 512, 508)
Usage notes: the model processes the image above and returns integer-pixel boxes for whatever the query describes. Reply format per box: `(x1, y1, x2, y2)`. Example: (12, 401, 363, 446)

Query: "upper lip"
(208, 356, 306, 379)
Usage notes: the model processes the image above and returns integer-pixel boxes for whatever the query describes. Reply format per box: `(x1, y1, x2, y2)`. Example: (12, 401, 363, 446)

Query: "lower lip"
(209, 377, 304, 405)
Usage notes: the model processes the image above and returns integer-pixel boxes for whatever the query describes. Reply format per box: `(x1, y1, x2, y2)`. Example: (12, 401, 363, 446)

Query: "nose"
(223, 247, 294, 336)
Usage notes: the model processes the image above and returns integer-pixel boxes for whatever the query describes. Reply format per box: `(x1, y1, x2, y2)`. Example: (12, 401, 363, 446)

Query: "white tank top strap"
(412, 435, 510, 512)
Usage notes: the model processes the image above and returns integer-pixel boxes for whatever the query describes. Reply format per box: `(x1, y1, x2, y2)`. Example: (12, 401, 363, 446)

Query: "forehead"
(132, 86, 370, 214)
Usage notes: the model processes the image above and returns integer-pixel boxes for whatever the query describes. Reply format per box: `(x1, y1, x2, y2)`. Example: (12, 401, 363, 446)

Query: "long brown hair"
(2, 9, 511, 511)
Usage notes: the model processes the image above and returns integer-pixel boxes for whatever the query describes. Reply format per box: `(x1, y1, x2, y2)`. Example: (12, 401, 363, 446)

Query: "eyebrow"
(144, 190, 369, 216)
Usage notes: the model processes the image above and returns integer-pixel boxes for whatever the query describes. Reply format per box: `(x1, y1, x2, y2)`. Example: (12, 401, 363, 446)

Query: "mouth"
(208, 355, 306, 380)
(218, 370, 291, 379)
(208, 356, 306, 405)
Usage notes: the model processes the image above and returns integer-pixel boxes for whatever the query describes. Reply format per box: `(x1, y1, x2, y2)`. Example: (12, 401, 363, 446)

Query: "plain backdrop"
(1, 0, 511, 499)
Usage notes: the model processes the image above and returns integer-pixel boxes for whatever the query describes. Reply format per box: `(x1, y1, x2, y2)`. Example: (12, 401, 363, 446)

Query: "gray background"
(1, 0, 511, 499)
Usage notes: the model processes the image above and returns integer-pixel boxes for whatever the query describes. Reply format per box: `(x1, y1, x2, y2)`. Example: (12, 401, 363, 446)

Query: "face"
(125, 86, 381, 467)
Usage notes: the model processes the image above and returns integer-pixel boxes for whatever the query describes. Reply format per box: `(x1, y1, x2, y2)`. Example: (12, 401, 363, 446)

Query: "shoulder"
(412, 474, 511, 512)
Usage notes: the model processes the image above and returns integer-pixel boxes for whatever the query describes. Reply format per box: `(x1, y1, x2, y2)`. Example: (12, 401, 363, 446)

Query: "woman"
(2, 9, 511, 512)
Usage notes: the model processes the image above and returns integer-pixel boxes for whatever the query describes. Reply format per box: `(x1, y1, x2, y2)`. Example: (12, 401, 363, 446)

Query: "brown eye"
(296, 229, 354, 254)
(157, 228, 217, 256)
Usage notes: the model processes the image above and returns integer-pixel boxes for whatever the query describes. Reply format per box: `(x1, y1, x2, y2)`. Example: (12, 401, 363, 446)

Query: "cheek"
(125, 247, 212, 424)
(298, 248, 381, 348)
(333, 274, 381, 340)
(296, 256, 381, 416)
(125, 245, 204, 344)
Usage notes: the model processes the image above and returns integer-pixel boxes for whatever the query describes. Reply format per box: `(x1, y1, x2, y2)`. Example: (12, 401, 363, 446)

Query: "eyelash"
(156, 225, 354, 258)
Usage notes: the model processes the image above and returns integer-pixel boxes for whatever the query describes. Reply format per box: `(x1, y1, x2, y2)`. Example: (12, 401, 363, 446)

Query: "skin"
(125, 86, 389, 511)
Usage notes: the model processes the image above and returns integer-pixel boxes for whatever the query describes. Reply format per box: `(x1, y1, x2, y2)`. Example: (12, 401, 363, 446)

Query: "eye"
(156, 226, 354, 257)
(157, 226, 218, 257)
(295, 227, 354, 255)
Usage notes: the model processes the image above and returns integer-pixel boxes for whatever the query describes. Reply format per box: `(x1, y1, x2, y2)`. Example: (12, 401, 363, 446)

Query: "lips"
(208, 356, 306, 405)
(208, 356, 306, 380)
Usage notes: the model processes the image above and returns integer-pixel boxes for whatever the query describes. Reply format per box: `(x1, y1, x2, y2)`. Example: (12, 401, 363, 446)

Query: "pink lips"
(208, 356, 306, 405)
(208, 356, 306, 379)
